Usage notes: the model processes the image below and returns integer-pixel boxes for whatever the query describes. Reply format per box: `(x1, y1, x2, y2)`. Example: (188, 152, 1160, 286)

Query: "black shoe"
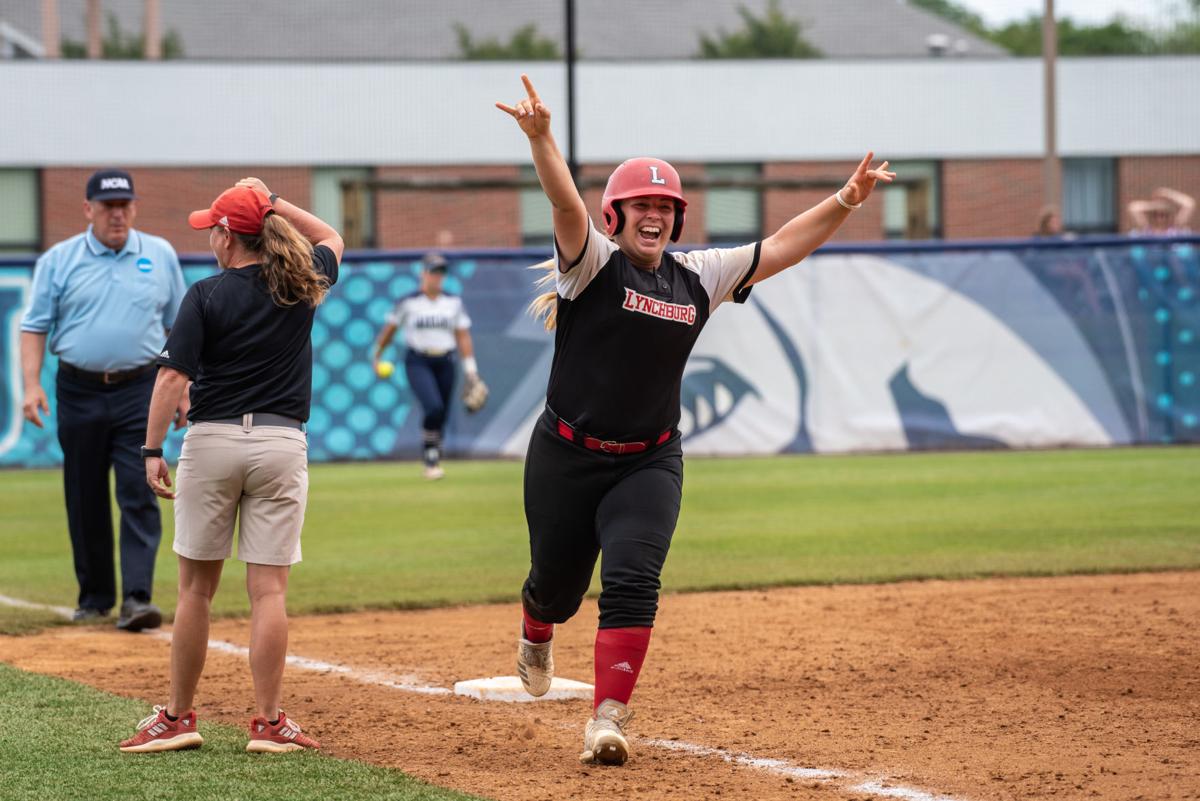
(116, 599, 162, 632)
(72, 607, 109, 622)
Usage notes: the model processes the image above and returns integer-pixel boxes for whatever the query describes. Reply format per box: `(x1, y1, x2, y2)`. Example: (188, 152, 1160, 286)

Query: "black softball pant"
(522, 410, 683, 630)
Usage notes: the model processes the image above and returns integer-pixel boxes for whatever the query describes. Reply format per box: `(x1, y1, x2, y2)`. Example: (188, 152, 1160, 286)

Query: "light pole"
(1042, 0, 1061, 212)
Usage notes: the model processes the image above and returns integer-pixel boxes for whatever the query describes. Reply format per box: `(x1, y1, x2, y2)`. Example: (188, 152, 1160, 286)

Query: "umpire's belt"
(59, 361, 156, 386)
(203, 413, 305, 431)
(555, 417, 671, 455)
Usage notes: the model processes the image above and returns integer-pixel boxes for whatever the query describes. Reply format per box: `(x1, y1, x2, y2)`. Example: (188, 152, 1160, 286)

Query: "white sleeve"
(674, 242, 761, 313)
(385, 298, 408, 327)
(556, 219, 619, 301)
(454, 297, 471, 330)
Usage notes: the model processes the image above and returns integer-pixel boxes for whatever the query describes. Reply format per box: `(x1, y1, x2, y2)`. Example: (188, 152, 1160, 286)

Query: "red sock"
(522, 608, 554, 644)
(593, 627, 652, 710)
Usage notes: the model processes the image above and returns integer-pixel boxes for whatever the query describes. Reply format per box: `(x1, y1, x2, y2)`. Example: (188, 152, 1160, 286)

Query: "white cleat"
(516, 633, 554, 697)
(580, 699, 633, 766)
(423, 465, 445, 480)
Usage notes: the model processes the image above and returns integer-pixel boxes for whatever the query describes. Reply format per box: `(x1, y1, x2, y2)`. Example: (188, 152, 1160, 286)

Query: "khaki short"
(173, 421, 309, 566)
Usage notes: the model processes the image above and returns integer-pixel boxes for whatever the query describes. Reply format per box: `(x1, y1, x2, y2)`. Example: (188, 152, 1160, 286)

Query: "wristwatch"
(268, 193, 280, 205)
(140, 446, 163, 459)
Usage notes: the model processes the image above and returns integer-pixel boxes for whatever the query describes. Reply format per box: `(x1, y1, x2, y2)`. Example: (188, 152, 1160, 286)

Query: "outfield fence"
(2, 235, 1197, 467)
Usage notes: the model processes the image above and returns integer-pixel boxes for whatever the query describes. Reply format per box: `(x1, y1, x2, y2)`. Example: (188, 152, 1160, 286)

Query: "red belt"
(556, 418, 672, 455)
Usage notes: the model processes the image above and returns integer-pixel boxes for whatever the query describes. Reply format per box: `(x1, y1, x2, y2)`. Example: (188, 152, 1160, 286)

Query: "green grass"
(2, 448, 1199, 635)
(0, 663, 483, 801)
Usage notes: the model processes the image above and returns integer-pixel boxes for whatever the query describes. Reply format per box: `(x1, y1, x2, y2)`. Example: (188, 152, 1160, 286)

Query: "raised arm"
(1155, 187, 1196, 228)
(752, 153, 895, 286)
(235, 177, 345, 262)
(1127, 199, 1154, 231)
(496, 74, 588, 263)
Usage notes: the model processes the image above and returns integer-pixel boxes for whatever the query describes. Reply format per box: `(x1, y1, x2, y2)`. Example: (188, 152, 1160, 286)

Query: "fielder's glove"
(462, 373, 489, 413)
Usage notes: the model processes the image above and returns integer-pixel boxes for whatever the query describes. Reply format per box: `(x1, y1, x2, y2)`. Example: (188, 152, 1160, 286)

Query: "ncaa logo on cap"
(86, 169, 137, 201)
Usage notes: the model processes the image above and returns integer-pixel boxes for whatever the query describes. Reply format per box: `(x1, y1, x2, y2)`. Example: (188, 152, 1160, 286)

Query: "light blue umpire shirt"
(21, 226, 187, 372)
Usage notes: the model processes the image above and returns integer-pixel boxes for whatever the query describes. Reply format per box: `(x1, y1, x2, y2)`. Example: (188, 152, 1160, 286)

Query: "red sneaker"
(246, 711, 320, 753)
(120, 705, 203, 753)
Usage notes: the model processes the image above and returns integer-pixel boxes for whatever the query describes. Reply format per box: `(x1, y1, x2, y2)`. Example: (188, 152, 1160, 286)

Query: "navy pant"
(55, 369, 161, 612)
(404, 350, 456, 432)
(522, 410, 683, 629)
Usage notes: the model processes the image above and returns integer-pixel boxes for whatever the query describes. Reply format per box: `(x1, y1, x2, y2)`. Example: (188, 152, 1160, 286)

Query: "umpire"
(20, 169, 187, 630)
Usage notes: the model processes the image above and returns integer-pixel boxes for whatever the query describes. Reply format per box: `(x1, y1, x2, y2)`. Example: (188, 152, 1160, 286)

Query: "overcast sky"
(958, 0, 1167, 25)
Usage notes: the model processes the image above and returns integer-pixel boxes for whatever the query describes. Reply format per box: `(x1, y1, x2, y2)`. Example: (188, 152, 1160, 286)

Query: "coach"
(20, 169, 187, 631)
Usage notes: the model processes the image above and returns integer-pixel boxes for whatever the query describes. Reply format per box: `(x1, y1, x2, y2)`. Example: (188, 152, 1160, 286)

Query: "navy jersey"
(547, 222, 759, 441)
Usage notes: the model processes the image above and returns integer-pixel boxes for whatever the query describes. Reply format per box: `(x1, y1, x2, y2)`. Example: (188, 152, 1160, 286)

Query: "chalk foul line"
(0, 592, 967, 801)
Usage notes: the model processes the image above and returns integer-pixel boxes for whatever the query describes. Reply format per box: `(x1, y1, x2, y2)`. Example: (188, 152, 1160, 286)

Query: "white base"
(453, 675, 593, 702)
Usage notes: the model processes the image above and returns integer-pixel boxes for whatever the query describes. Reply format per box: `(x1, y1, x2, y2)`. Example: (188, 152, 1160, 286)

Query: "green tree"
(990, 15, 1160, 56)
(62, 12, 183, 59)
(698, 0, 821, 59)
(454, 23, 560, 60)
(1161, 0, 1200, 53)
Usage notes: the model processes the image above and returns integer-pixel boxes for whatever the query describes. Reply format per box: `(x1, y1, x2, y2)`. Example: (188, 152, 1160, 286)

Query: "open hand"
(236, 177, 271, 198)
(840, 152, 896, 206)
(495, 74, 551, 139)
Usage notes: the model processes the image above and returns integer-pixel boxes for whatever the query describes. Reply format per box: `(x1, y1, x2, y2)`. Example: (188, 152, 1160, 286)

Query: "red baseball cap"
(188, 186, 274, 235)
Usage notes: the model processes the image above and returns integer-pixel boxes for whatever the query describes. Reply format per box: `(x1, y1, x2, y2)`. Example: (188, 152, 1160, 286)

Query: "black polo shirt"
(547, 223, 759, 441)
(157, 245, 339, 422)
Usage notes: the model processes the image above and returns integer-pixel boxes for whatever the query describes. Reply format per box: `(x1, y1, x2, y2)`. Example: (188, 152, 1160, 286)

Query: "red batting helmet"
(601, 157, 687, 242)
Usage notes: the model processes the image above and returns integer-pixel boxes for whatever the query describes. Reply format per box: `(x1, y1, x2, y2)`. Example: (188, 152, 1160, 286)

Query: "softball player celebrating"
(373, 253, 482, 480)
(120, 179, 341, 754)
(497, 75, 894, 765)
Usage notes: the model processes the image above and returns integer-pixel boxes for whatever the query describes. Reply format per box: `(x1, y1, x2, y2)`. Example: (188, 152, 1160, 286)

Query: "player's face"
(616, 196, 676, 268)
(84, 199, 136, 251)
(422, 270, 445, 295)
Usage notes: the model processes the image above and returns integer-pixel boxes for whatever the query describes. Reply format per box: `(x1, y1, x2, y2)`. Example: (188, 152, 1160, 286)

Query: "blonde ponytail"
(527, 259, 558, 331)
(238, 214, 329, 308)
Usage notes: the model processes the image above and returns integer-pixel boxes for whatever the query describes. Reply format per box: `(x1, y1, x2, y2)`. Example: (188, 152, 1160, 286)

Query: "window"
(0, 169, 39, 253)
(1063, 158, 1115, 234)
(706, 163, 761, 243)
(882, 161, 941, 240)
(520, 165, 554, 248)
(312, 167, 373, 248)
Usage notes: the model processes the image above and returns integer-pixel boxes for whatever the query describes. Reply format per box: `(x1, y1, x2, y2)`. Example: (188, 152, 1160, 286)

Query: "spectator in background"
(1034, 205, 1071, 239)
(1128, 187, 1195, 235)
(20, 169, 187, 631)
(1032, 205, 1099, 312)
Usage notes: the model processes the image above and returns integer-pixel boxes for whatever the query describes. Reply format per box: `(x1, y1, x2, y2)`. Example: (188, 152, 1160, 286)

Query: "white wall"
(1, 57, 1196, 166)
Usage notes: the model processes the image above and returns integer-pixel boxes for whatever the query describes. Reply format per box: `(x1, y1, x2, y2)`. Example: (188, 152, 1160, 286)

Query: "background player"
(121, 179, 342, 754)
(497, 74, 894, 766)
(372, 253, 484, 479)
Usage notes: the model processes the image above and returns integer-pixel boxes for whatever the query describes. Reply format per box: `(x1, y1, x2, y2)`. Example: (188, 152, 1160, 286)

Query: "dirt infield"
(3, 571, 1198, 801)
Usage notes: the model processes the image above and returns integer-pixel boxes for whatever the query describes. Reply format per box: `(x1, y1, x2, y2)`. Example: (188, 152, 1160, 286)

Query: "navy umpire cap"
(86, 169, 137, 201)
(422, 252, 448, 273)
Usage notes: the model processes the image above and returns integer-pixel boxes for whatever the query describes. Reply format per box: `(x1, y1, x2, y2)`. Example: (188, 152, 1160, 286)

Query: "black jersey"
(547, 222, 759, 441)
(157, 245, 339, 422)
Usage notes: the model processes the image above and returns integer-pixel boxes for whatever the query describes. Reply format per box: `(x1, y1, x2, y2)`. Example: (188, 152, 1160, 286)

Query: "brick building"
(3, 56, 1199, 254)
